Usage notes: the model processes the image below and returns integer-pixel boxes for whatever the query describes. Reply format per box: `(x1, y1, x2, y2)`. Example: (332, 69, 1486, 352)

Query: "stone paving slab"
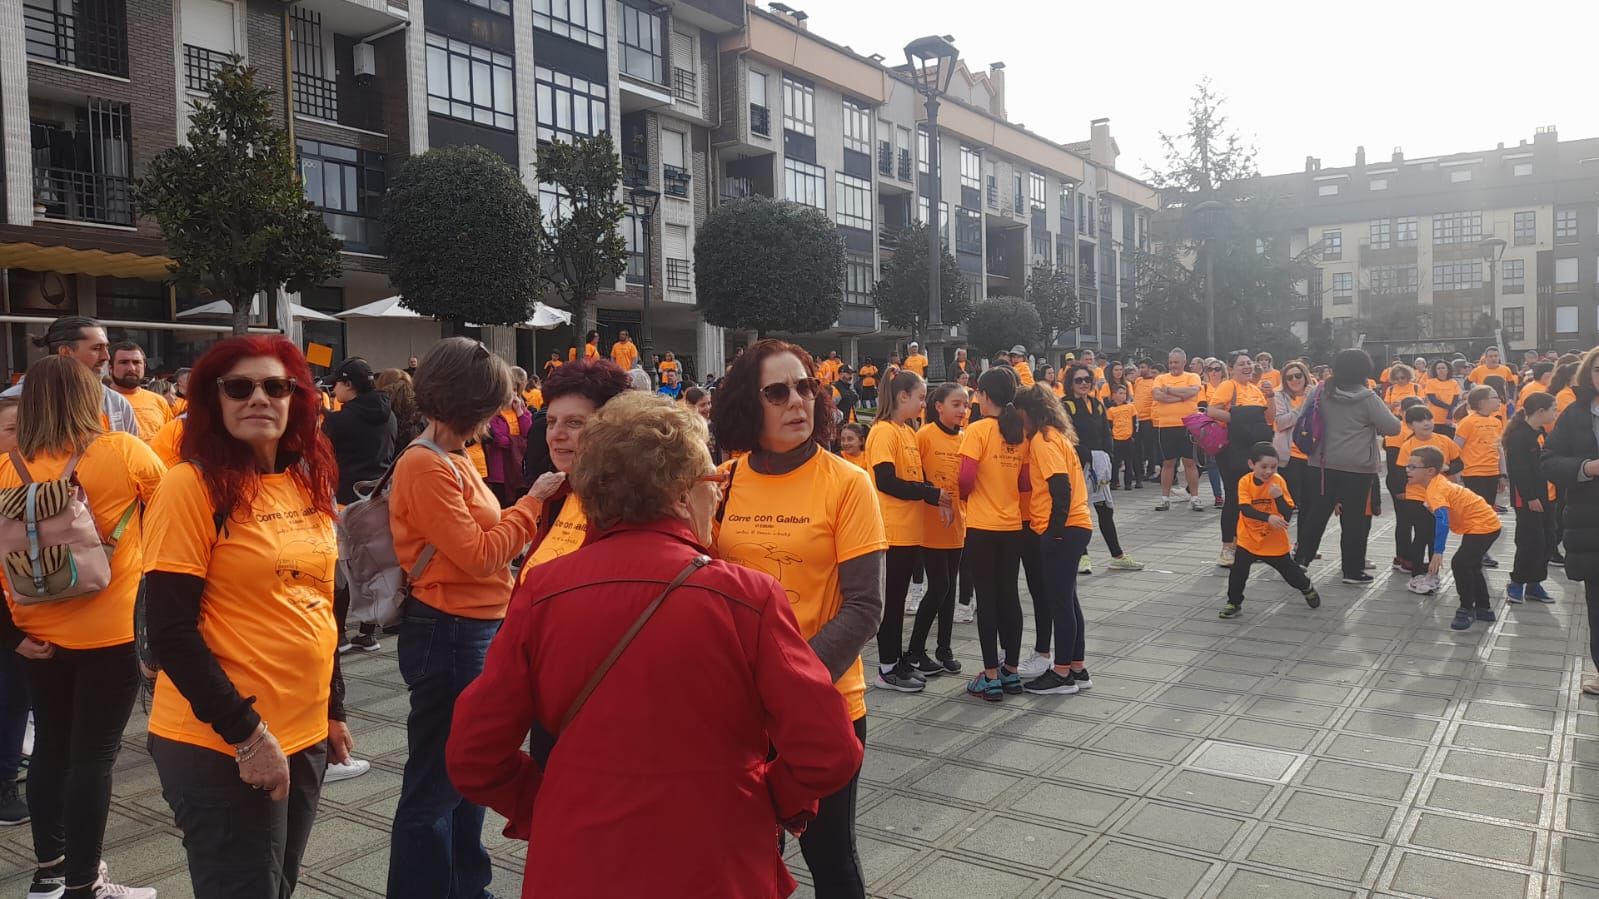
(0, 498, 1594, 897)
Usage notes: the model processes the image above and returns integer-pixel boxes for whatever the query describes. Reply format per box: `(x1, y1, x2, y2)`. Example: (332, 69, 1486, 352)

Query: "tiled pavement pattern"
(0, 499, 1596, 898)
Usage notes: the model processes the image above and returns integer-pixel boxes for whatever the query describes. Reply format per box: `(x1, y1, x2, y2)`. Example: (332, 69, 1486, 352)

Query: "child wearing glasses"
(1409, 445, 1503, 629)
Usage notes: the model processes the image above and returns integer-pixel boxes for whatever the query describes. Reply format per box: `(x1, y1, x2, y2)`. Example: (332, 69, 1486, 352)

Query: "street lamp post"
(1480, 236, 1507, 344)
(1191, 199, 1225, 358)
(905, 35, 959, 382)
(629, 187, 661, 379)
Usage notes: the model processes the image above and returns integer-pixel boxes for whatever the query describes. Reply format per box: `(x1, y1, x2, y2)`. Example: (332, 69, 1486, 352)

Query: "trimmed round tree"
(382, 146, 542, 325)
(965, 296, 1041, 360)
(695, 197, 845, 337)
(872, 220, 968, 341)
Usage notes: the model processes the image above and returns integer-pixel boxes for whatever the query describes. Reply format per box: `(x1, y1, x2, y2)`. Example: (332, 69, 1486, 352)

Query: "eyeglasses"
(760, 377, 820, 405)
(1287, 373, 1306, 380)
(696, 471, 730, 486)
(1404, 462, 1435, 471)
(1207, 366, 1224, 372)
(1071, 376, 1092, 384)
(217, 376, 297, 401)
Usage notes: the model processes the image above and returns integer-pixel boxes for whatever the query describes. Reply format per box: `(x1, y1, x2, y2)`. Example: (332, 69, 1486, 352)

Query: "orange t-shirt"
(1285, 394, 1309, 461)
(1257, 369, 1282, 391)
(1236, 472, 1293, 557)
(817, 358, 841, 385)
(117, 386, 174, 442)
(144, 463, 334, 756)
(917, 422, 965, 550)
(389, 444, 536, 619)
(1398, 434, 1461, 502)
(902, 354, 929, 377)
(1012, 359, 1035, 387)
(1132, 377, 1156, 421)
(610, 340, 639, 371)
(959, 418, 1024, 532)
(0, 435, 165, 649)
(1454, 413, 1503, 477)
(866, 420, 925, 547)
(840, 450, 867, 470)
(151, 415, 186, 468)
(714, 450, 886, 721)
(1107, 404, 1135, 442)
(1384, 382, 1421, 416)
(1557, 387, 1577, 417)
(1520, 380, 1548, 397)
(1425, 378, 1462, 425)
(523, 495, 587, 576)
(1211, 379, 1266, 412)
(171, 397, 188, 416)
(1151, 371, 1203, 427)
(1027, 427, 1090, 535)
(1468, 363, 1517, 388)
(568, 343, 601, 362)
(1425, 475, 1500, 536)
(1384, 420, 1412, 452)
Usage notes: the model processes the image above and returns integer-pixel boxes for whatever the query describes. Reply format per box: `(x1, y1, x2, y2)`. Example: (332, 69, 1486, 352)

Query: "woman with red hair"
(143, 336, 348, 897)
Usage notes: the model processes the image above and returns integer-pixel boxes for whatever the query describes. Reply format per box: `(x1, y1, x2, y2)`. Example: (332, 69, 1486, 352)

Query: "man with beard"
(108, 341, 174, 441)
(1, 315, 138, 435)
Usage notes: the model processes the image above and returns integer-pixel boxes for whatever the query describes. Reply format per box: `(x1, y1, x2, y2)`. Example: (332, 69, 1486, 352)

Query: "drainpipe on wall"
(282, 6, 295, 146)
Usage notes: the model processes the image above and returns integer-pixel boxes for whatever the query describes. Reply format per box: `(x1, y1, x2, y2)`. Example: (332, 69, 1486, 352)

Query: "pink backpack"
(0, 447, 134, 604)
(1183, 411, 1230, 457)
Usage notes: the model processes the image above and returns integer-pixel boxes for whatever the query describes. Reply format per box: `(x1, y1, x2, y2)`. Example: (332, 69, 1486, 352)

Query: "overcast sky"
(792, 0, 1599, 179)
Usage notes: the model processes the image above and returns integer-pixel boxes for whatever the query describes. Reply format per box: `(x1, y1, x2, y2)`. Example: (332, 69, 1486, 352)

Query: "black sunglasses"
(1071, 376, 1092, 384)
(1207, 366, 1224, 372)
(760, 377, 820, 405)
(217, 376, 297, 401)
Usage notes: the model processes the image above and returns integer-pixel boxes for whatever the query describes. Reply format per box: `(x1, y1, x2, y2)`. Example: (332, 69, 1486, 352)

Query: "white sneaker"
(1154, 497, 1171, 511)
(1190, 495, 1206, 512)
(953, 602, 975, 623)
(324, 758, 371, 784)
(1406, 574, 1437, 595)
(1017, 654, 1052, 678)
(87, 863, 155, 899)
(1108, 555, 1145, 571)
(1217, 546, 1235, 568)
(1079, 555, 1093, 575)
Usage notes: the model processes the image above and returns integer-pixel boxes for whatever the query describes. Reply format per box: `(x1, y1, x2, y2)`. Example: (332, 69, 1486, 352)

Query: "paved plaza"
(0, 499, 1597, 898)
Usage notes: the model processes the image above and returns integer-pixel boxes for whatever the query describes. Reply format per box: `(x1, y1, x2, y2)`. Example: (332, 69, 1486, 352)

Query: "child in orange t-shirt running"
(1220, 442, 1320, 619)
(1409, 445, 1503, 630)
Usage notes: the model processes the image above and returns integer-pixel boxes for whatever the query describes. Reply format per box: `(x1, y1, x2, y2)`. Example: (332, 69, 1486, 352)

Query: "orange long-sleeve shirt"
(389, 444, 538, 619)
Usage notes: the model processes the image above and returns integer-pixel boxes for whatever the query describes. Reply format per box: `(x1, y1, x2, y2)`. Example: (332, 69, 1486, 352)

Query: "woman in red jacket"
(447, 393, 861, 898)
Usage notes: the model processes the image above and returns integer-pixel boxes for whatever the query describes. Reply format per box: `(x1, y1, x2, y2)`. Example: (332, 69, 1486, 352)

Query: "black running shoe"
(904, 652, 946, 678)
(27, 860, 63, 899)
(1070, 668, 1094, 690)
(1023, 669, 1080, 695)
(935, 648, 963, 675)
(0, 779, 26, 826)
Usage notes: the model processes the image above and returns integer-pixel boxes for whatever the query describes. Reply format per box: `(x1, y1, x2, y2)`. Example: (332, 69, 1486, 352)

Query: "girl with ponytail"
(959, 367, 1027, 701)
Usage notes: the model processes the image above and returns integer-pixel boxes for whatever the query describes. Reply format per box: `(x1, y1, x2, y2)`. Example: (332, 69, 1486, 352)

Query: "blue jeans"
(386, 596, 501, 899)
(0, 650, 29, 781)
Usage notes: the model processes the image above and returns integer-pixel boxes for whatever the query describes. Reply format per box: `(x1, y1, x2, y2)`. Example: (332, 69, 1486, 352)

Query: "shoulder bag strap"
(404, 437, 469, 581)
(7, 450, 31, 485)
(557, 554, 710, 734)
(714, 459, 739, 524)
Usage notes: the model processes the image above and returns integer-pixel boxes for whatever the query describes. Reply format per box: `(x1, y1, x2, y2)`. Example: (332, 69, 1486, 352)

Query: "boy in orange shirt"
(1220, 442, 1320, 619)
(1397, 404, 1462, 591)
(1107, 384, 1138, 489)
(1409, 445, 1503, 629)
(1131, 359, 1158, 481)
(1455, 385, 1505, 565)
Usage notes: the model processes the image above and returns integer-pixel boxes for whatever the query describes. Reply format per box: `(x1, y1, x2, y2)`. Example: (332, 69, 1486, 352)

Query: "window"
(1513, 162, 1533, 177)
(917, 198, 948, 236)
(1502, 307, 1525, 340)
(1432, 210, 1482, 245)
(1557, 208, 1578, 242)
(1556, 257, 1579, 291)
(538, 181, 571, 228)
(956, 207, 981, 254)
(1331, 272, 1353, 304)
(782, 76, 814, 136)
(464, 0, 511, 15)
(1557, 305, 1578, 334)
(834, 173, 871, 230)
(1370, 264, 1418, 296)
(624, 212, 644, 281)
(426, 34, 515, 130)
(1514, 211, 1536, 246)
(842, 99, 870, 154)
(917, 127, 929, 174)
(784, 158, 824, 209)
(843, 257, 874, 307)
(959, 146, 980, 190)
(1450, 169, 1473, 183)
(1396, 216, 1419, 246)
(298, 140, 386, 252)
(1503, 258, 1525, 294)
(1369, 178, 1388, 191)
(1029, 173, 1047, 210)
(1322, 229, 1342, 260)
(661, 130, 688, 196)
(1369, 219, 1391, 250)
(533, 0, 605, 48)
(534, 66, 607, 143)
(1432, 260, 1483, 292)
(1317, 183, 1340, 196)
(747, 70, 769, 136)
(1032, 231, 1050, 265)
(618, 4, 663, 84)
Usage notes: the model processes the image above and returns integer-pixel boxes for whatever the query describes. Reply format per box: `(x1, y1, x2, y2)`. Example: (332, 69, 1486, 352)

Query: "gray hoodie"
(1310, 383, 1401, 473)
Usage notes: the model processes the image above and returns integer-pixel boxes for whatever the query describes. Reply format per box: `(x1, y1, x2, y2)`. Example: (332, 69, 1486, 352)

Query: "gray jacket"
(1310, 383, 1401, 473)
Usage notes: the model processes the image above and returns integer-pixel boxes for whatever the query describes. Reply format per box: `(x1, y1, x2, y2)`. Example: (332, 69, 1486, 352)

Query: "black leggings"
(25, 642, 140, 891)
(876, 546, 920, 666)
(1511, 506, 1552, 586)
(909, 548, 960, 657)
(1294, 469, 1378, 577)
(1038, 528, 1090, 663)
(1219, 449, 1246, 544)
(1453, 531, 1501, 610)
(796, 716, 867, 899)
(1226, 548, 1310, 606)
(1283, 458, 1309, 543)
(966, 528, 1023, 670)
(1022, 529, 1048, 655)
(1094, 502, 1124, 557)
(1464, 475, 1500, 508)
(1399, 499, 1433, 571)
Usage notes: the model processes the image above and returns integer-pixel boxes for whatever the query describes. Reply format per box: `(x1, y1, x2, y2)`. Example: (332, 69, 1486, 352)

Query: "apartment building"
(1239, 127, 1599, 357)
(712, 3, 1158, 364)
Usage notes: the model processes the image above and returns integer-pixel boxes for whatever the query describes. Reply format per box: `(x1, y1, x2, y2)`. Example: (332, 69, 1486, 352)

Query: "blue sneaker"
(966, 672, 1003, 702)
(999, 667, 1024, 695)
(1506, 583, 1524, 604)
(1451, 609, 1474, 630)
(1527, 583, 1555, 603)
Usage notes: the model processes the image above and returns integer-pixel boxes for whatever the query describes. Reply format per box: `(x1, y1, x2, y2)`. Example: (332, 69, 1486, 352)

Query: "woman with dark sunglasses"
(1272, 361, 1315, 543)
(143, 336, 343, 897)
(710, 339, 885, 899)
(1199, 359, 1228, 506)
(1207, 352, 1275, 568)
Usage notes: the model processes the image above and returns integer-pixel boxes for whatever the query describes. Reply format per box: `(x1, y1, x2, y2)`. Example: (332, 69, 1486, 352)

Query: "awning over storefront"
(0, 243, 172, 280)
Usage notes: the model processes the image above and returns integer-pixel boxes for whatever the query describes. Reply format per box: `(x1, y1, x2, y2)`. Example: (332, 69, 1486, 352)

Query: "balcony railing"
(663, 164, 690, 197)
(183, 44, 230, 92)
(666, 257, 692, 290)
(750, 104, 770, 136)
(721, 176, 753, 202)
(897, 149, 911, 181)
(672, 67, 697, 104)
(34, 167, 133, 226)
(622, 155, 648, 188)
(878, 224, 899, 251)
(293, 72, 337, 121)
(24, 1, 127, 77)
(877, 141, 893, 176)
(319, 210, 383, 254)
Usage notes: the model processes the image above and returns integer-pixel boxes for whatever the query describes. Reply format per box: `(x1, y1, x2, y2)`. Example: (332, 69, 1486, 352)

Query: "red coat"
(446, 518, 862, 899)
